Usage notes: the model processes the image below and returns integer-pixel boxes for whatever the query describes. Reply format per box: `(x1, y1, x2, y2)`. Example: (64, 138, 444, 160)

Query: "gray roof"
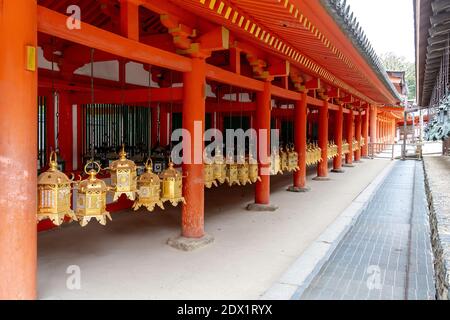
(320, 0, 402, 102)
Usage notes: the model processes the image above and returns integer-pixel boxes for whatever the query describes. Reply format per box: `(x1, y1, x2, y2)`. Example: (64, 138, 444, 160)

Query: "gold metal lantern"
(225, 154, 240, 186)
(160, 160, 185, 206)
(108, 145, 137, 202)
(270, 148, 283, 175)
(248, 154, 261, 183)
(287, 145, 299, 172)
(213, 148, 227, 184)
(75, 161, 112, 227)
(280, 147, 289, 172)
(37, 152, 77, 226)
(133, 159, 164, 212)
(204, 157, 218, 189)
(237, 155, 251, 186)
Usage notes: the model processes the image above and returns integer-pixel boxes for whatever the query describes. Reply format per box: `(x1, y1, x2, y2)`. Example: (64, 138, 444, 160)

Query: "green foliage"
(380, 52, 416, 101)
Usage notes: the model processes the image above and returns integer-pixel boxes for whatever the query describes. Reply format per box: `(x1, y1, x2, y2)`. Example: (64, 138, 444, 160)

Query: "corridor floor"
(297, 160, 436, 300)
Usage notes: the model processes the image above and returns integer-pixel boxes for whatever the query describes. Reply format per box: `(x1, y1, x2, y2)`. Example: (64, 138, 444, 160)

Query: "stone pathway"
(297, 160, 436, 300)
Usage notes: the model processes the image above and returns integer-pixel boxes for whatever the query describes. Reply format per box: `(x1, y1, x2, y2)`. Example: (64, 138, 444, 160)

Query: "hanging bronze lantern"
(270, 148, 283, 175)
(108, 145, 137, 202)
(75, 161, 112, 227)
(213, 148, 227, 184)
(160, 160, 185, 206)
(37, 152, 77, 226)
(204, 157, 218, 189)
(287, 145, 300, 172)
(248, 154, 261, 183)
(237, 155, 251, 186)
(280, 146, 289, 172)
(133, 159, 164, 212)
(225, 153, 240, 186)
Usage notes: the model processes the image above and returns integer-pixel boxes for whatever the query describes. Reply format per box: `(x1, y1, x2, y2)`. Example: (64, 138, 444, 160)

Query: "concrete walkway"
(38, 159, 390, 299)
(297, 160, 435, 300)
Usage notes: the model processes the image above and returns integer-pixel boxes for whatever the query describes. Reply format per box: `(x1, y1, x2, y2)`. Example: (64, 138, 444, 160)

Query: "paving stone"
(297, 161, 436, 300)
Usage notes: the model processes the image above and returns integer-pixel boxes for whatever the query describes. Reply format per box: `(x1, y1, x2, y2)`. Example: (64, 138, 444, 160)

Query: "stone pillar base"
(167, 234, 214, 251)
(287, 186, 311, 193)
(343, 164, 355, 168)
(331, 168, 345, 173)
(246, 203, 279, 212)
(313, 176, 330, 181)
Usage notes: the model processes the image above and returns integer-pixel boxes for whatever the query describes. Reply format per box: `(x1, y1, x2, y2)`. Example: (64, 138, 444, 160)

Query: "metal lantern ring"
(37, 151, 77, 226)
(133, 158, 164, 212)
(213, 148, 227, 184)
(75, 161, 112, 227)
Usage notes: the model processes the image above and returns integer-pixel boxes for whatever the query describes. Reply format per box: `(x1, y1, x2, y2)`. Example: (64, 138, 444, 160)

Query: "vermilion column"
(362, 107, 369, 157)
(315, 99, 329, 179)
(181, 58, 206, 239)
(289, 92, 309, 192)
(370, 106, 377, 155)
(332, 104, 344, 172)
(344, 109, 354, 166)
(354, 110, 362, 162)
(0, 0, 37, 299)
(255, 81, 271, 205)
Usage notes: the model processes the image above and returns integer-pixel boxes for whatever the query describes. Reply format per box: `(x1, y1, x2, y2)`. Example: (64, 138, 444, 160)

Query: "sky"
(345, 0, 415, 63)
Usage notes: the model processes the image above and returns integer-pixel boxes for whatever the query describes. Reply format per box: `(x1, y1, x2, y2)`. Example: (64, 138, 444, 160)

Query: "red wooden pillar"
(344, 109, 354, 166)
(332, 104, 344, 172)
(0, 0, 37, 299)
(248, 81, 277, 211)
(370, 105, 377, 155)
(289, 92, 309, 192)
(58, 92, 74, 172)
(256, 81, 271, 204)
(181, 58, 206, 239)
(315, 99, 329, 180)
(362, 107, 369, 157)
(354, 110, 362, 162)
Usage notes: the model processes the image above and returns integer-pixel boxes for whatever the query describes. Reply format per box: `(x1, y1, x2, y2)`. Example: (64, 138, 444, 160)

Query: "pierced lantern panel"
(213, 149, 227, 184)
(76, 161, 112, 227)
(109, 145, 137, 202)
(248, 154, 261, 183)
(204, 157, 218, 189)
(160, 161, 185, 207)
(37, 152, 77, 226)
(237, 156, 251, 186)
(133, 159, 164, 212)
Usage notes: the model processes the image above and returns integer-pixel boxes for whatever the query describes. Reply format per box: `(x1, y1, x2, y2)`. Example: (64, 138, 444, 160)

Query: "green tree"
(380, 52, 416, 101)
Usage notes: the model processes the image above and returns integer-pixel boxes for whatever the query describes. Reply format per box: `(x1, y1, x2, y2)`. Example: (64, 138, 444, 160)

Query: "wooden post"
(181, 58, 206, 239)
(288, 92, 309, 191)
(332, 104, 344, 172)
(354, 110, 362, 162)
(344, 109, 354, 166)
(314, 99, 329, 179)
(0, 0, 37, 299)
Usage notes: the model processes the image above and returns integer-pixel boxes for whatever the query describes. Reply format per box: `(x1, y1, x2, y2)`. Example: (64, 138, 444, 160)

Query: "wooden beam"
(205, 64, 264, 92)
(37, 6, 192, 72)
(120, 0, 139, 41)
(73, 87, 184, 104)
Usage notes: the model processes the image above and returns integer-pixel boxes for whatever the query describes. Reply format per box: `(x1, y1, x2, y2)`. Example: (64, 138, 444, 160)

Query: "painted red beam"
(74, 87, 184, 104)
(271, 85, 302, 101)
(205, 64, 264, 92)
(37, 6, 192, 72)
